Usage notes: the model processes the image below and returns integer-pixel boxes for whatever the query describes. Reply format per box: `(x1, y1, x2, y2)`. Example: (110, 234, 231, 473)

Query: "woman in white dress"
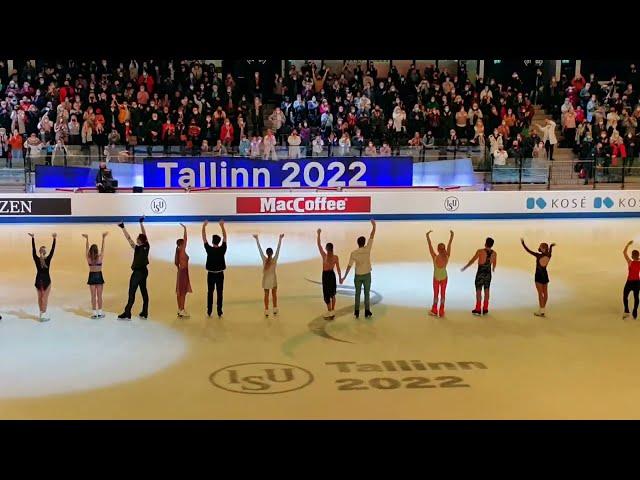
(253, 233, 284, 317)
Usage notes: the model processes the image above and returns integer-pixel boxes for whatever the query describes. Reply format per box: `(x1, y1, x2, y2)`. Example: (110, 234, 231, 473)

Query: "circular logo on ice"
(444, 196, 460, 212)
(150, 198, 167, 214)
(210, 362, 314, 394)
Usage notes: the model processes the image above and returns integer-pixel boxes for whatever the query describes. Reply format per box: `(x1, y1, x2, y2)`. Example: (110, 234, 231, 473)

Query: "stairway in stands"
(0, 167, 26, 192)
(531, 106, 584, 187)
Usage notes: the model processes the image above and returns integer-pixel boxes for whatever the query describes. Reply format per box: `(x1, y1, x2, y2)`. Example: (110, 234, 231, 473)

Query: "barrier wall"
(1, 189, 639, 223)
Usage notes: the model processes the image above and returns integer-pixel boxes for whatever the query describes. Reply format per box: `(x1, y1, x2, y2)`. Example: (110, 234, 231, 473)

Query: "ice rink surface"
(0, 218, 639, 419)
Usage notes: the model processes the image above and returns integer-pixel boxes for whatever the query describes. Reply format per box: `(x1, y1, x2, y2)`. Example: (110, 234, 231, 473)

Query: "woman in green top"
(426, 230, 454, 317)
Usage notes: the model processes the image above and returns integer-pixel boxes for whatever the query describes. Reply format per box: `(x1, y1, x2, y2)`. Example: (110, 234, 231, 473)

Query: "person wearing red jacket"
(612, 139, 627, 167)
(137, 72, 155, 95)
(219, 119, 234, 148)
(59, 81, 75, 103)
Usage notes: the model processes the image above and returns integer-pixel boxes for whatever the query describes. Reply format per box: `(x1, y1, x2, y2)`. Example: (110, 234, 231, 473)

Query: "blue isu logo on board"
(593, 197, 614, 209)
(526, 197, 547, 210)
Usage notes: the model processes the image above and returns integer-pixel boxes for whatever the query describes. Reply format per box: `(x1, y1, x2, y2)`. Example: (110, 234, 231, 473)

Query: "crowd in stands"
(0, 59, 638, 173)
(550, 65, 640, 178)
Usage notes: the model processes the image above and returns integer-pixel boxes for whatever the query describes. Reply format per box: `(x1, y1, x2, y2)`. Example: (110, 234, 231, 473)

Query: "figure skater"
(82, 231, 108, 319)
(202, 219, 228, 318)
(29, 232, 57, 322)
(253, 233, 284, 317)
(118, 216, 150, 320)
(317, 228, 342, 319)
(175, 223, 192, 318)
(461, 237, 496, 316)
(426, 229, 454, 317)
(623, 240, 640, 319)
(341, 219, 376, 319)
(521, 238, 555, 317)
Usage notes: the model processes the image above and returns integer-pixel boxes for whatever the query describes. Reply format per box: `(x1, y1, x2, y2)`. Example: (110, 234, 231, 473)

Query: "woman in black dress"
(29, 232, 57, 322)
(521, 238, 556, 317)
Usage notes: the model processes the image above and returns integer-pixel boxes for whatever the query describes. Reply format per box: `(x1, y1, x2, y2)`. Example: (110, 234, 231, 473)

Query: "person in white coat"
(536, 119, 557, 160)
(287, 130, 302, 159)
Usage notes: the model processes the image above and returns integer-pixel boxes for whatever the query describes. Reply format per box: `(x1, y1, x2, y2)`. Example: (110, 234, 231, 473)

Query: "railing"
(17, 143, 491, 170)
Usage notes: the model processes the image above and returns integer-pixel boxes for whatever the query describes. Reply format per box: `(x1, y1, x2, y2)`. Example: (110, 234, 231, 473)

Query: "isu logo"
(210, 362, 314, 394)
(444, 196, 459, 211)
(150, 198, 167, 214)
(236, 196, 371, 214)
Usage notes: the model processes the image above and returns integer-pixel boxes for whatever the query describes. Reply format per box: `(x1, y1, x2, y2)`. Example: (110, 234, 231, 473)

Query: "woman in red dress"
(175, 223, 192, 318)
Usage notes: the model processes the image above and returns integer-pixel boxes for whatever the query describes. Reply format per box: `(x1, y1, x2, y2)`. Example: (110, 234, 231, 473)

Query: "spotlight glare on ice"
(151, 235, 317, 267)
(370, 262, 572, 309)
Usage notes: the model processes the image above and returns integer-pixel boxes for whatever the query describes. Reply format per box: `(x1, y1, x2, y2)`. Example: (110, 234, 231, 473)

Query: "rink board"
(0, 189, 638, 223)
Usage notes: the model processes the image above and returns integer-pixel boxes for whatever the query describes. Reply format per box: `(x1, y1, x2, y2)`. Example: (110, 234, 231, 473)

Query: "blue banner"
(35, 164, 145, 189)
(35, 165, 96, 188)
(143, 156, 414, 188)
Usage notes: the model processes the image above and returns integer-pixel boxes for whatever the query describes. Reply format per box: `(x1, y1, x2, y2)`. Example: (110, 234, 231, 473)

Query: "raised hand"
(102, 232, 109, 237)
(317, 228, 321, 235)
(203, 219, 209, 226)
(81, 234, 88, 239)
(179, 223, 185, 228)
(628, 240, 634, 246)
(450, 230, 454, 236)
(52, 233, 57, 239)
(550, 243, 556, 247)
(118, 222, 125, 229)
(371, 219, 376, 226)
(219, 219, 224, 226)
(426, 230, 432, 236)
(139, 215, 145, 223)
(28, 233, 34, 238)
(252, 234, 258, 239)
(279, 233, 285, 239)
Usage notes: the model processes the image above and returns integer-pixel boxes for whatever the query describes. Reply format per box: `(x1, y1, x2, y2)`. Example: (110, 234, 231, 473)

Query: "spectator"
(535, 119, 558, 160)
(364, 141, 377, 156)
(379, 142, 392, 156)
(287, 129, 302, 158)
(312, 135, 325, 157)
(338, 132, 351, 156)
(239, 134, 251, 156)
(52, 139, 68, 166)
(0, 128, 7, 166)
(263, 129, 277, 160)
(494, 145, 508, 166)
(212, 140, 227, 156)
(8, 129, 23, 167)
(249, 135, 262, 158)
(563, 105, 577, 149)
(220, 119, 234, 149)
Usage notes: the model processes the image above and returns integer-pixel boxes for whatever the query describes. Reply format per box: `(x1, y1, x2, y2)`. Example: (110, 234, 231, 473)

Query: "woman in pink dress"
(175, 223, 192, 317)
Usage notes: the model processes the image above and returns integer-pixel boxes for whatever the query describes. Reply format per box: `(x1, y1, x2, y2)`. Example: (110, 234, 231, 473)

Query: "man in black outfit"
(118, 216, 150, 320)
(202, 219, 227, 318)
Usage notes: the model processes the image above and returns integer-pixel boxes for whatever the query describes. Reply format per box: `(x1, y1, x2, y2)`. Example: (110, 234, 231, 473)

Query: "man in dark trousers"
(202, 219, 227, 318)
(118, 216, 150, 320)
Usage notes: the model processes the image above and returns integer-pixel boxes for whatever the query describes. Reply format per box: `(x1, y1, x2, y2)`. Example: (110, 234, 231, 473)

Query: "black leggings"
(207, 271, 224, 316)
(624, 280, 640, 315)
(124, 268, 149, 315)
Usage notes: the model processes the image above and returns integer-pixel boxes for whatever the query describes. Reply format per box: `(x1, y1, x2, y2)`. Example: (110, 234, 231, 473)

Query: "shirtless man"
(426, 230, 454, 317)
(461, 237, 497, 316)
(317, 229, 342, 319)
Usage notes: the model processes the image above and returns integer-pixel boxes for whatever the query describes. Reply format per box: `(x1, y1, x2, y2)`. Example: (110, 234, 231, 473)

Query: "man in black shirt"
(202, 219, 227, 318)
(118, 217, 150, 320)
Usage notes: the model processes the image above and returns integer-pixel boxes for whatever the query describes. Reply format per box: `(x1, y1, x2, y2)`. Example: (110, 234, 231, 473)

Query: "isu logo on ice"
(236, 196, 371, 214)
(209, 362, 314, 394)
